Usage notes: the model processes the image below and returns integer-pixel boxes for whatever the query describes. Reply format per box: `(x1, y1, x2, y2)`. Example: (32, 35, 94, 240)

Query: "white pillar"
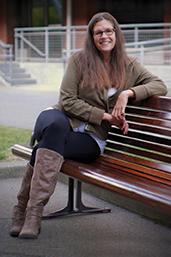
(66, 0, 72, 58)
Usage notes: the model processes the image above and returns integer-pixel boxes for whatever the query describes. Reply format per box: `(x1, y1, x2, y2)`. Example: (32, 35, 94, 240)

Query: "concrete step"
(0, 63, 19, 68)
(1, 72, 31, 79)
(0, 67, 26, 74)
(5, 77, 37, 85)
(0, 62, 37, 85)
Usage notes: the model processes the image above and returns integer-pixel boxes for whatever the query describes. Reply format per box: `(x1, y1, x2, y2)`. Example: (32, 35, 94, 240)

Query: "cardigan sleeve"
(58, 55, 105, 126)
(130, 60, 168, 101)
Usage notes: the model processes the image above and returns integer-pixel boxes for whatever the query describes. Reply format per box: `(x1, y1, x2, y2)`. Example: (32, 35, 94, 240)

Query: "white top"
(107, 87, 117, 98)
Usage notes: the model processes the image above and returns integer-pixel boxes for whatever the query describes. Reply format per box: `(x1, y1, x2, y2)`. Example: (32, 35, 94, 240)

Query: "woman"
(10, 12, 167, 239)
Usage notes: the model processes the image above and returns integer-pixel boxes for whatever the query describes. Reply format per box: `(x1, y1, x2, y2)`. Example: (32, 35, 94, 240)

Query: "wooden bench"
(11, 96, 171, 226)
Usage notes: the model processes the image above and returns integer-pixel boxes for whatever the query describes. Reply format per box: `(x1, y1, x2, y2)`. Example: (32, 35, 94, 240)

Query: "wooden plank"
(98, 154, 171, 185)
(106, 141, 171, 163)
(126, 115, 171, 129)
(130, 96, 171, 112)
(126, 106, 171, 120)
(128, 122, 171, 137)
(104, 150, 171, 173)
(142, 96, 171, 111)
(11, 144, 32, 160)
(110, 127, 171, 145)
(107, 134, 171, 156)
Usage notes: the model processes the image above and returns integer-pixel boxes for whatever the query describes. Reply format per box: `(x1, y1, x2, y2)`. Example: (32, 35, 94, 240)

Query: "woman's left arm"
(112, 89, 135, 120)
(112, 60, 168, 119)
(129, 60, 168, 102)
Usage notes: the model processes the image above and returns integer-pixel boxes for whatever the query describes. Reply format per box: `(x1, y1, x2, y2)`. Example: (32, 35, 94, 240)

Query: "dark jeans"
(30, 109, 101, 166)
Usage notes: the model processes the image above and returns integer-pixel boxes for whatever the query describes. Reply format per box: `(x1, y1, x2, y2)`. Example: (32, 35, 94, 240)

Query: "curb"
(0, 160, 27, 179)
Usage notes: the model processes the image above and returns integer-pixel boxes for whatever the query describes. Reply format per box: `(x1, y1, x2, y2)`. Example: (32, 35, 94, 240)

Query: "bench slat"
(104, 150, 171, 174)
(107, 134, 171, 156)
(106, 142, 171, 164)
(127, 107, 171, 121)
(110, 127, 171, 146)
(126, 115, 171, 130)
(131, 96, 171, 112)
(98, 155, 171, 186)
(128, 122, 171, 137)
(11, 144, 32, 160)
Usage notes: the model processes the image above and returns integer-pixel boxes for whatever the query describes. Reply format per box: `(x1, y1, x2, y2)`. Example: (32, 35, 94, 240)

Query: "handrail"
(0, 40, 12, 49)
(16, 34, 45, 57)
(14, 22, 171, 32)
(0, 40, 14, 86)
(126, 38, 171, 47)
(62, 38, 171, 54)
(0, 40, 13, 60)
(128, 44, 171, 52)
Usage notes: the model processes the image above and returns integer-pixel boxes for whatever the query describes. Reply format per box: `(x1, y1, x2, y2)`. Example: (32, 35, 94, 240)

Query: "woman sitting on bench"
(10, 12, 167, 239)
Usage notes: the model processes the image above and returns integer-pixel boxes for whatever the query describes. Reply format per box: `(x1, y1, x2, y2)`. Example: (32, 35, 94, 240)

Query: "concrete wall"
(20, 62, 171, 95)
(20, 62, 64, 91)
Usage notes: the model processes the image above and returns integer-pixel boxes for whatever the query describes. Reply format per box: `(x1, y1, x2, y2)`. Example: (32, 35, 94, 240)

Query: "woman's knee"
(47, 112, 70, 133)
(34, 109, 69, 141)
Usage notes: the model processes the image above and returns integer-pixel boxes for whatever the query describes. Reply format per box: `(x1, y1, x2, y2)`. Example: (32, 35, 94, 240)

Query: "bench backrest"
(103, 96, 171, 186)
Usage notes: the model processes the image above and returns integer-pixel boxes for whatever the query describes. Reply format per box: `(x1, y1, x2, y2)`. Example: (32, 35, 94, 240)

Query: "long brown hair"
(74, 12, 129, 89)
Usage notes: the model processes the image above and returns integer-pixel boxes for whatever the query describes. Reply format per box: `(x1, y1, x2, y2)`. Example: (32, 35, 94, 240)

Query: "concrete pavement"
(0, 85, 59, 130)
(0, 168, 171, 257)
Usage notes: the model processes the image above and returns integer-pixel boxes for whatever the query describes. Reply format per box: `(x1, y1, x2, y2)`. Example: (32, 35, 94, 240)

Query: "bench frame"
(43, 177, 111, 219)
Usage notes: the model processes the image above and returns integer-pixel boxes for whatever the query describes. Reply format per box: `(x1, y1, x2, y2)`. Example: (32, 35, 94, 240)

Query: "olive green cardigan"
(55, 54, 167, 140)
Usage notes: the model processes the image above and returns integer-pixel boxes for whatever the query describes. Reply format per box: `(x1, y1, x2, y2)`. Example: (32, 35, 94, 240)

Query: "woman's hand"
(102, 113, 129, 135)
(112, 90, 135, 119)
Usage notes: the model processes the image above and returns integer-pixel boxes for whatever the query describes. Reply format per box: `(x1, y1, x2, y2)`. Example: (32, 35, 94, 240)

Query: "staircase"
(0, 62, 37, 86)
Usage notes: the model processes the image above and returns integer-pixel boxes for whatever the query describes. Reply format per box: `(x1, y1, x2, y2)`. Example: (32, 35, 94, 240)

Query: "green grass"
(0, 125, 32, 161)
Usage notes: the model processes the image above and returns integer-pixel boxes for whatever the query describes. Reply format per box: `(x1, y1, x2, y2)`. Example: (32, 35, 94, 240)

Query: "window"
(48, 0, 62, 25)
(32, 0, 44, 27)
(32, 0, 62, 27)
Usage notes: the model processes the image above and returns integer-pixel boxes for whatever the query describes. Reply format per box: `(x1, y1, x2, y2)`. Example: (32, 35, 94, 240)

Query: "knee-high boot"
(10, 163, 34, 237)
(19, 148, 64, 239)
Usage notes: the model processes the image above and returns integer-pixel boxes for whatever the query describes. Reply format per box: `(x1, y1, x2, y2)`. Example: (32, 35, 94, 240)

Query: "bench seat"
(62, 158, 171, 212)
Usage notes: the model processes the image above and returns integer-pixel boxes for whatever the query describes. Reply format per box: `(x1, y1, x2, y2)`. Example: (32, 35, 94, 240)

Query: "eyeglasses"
(93, 28, 115, 38)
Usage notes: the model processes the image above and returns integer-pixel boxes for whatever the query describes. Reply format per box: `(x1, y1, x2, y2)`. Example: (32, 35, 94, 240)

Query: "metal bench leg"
(76, 180, 111, 214)
(43, 177, 111, 219)
(43, 177, 75, 219)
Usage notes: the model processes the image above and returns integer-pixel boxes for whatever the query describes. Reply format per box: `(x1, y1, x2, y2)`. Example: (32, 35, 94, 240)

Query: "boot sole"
(19, 233, 38, 239)
(9, 231, 20, 237)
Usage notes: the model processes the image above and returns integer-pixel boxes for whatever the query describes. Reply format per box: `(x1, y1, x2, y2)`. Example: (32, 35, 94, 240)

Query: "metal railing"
(14, 23, 171, 64)
(126, 37, 171, 64)
(0, 41, 13, 82)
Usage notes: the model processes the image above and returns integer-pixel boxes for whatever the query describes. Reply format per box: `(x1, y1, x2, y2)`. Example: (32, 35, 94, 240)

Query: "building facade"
(0, 0, 171, 44)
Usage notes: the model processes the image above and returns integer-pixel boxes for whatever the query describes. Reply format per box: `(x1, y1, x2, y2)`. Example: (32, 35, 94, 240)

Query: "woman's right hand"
(102, 112, 129, 135)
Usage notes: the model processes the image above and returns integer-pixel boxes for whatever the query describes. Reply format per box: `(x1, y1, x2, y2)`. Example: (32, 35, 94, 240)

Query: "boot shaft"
(19, 149, 64, 239)
(17, 163, 33, 208)
(27, 148, 64, 208)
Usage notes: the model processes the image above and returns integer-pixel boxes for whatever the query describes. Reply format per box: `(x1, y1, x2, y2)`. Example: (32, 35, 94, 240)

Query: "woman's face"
(93, 19, 116, 58)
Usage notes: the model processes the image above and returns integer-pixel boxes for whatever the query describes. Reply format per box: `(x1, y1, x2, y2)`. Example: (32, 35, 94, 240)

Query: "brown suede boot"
(19, 148, 64, 239)
(10, 163, 33, 237)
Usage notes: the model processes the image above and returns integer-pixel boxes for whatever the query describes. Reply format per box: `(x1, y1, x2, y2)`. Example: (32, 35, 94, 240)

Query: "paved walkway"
(0, 85, 59, 129)
(0, 169, 171, 257)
